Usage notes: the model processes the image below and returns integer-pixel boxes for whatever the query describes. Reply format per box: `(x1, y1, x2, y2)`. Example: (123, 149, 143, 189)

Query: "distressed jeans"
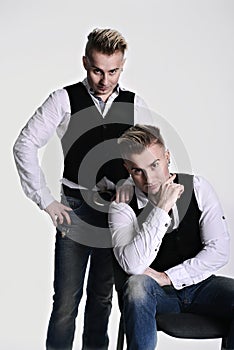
(122, 274, 234, 350)
(46, 195, 114, 350)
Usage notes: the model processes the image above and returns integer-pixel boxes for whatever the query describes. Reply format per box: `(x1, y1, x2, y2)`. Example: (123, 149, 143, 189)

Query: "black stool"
(116, 312, 228, 349)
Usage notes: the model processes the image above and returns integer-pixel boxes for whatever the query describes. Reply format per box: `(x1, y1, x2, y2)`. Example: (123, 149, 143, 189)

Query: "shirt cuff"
(146, 207, 171, 234)
(165, 265, 194, 290)
(33, 187, 55, 210)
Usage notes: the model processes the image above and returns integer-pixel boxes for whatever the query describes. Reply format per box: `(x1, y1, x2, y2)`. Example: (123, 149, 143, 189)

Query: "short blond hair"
(85, 28, 127, 57)
(118, 124, 166, 159)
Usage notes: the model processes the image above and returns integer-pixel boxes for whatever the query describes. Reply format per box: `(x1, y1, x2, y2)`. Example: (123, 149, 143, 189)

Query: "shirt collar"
(82, 78, 121, 99)
(135, 187, 149, 209)
(135, 185, 178, 228)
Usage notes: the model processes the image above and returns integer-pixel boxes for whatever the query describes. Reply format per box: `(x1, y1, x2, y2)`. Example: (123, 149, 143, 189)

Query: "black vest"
(113, 174, 203, 291)
(61, 82, 135, 187)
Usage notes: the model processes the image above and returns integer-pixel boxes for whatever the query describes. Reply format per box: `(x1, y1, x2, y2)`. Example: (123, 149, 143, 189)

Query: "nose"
(100, 73, 108, 85)
(144, 170, 153, 184)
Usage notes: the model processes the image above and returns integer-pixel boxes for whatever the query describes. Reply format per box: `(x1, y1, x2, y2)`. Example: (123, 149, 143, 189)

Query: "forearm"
(111, 203, 171, 274)
(165, 175, 231, 290)
(166, 235, 230, 290)
(13, 91, 66, 209)
(13, 135, 55, 209)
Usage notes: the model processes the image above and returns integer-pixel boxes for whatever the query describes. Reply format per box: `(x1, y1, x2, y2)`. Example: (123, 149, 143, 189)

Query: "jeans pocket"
(61, 195, 85, 213)
(56, 195, 86, 235)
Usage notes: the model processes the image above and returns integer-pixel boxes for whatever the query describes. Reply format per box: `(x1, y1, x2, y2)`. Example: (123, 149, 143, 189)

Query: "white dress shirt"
(13, 79, 154, 209)
(109, 175, 230, 290)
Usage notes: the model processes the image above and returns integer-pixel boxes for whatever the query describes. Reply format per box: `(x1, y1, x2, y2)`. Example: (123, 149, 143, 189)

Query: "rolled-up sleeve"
(109, 201, 171, 274)
(13, 89, 70, 209)
(166, 176, 230, 289)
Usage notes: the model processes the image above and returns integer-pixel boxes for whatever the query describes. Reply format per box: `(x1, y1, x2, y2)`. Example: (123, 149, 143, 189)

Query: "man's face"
(83, 49, 125, 101)
(124, 143, 170, 195)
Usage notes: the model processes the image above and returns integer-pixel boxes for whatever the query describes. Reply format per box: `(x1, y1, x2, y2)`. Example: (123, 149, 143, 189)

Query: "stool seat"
(156, 313, 228, 339)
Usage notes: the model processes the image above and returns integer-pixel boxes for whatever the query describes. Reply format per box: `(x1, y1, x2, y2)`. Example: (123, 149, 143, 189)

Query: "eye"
(132, 168, 143, 175)
(151, 161, 159, 169)
(109, 69, 118, 76)
(93, 68, 102, 75)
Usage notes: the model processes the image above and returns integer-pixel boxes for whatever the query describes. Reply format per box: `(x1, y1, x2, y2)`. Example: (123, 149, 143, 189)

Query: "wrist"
(164, 272, 172, 285)
(156, 200, 171, 213)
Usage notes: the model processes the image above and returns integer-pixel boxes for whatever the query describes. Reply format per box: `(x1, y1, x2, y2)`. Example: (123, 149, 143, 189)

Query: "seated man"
(109, 124, 234, 350)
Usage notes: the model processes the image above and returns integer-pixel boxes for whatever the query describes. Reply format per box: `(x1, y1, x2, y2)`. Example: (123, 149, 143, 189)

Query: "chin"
(143, 187, 158, 195)
(149, 189, 158, 195)
(151, 186, 161, 195)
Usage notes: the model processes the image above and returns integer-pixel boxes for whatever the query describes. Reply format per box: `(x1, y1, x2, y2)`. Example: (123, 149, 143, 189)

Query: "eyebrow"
(131, 166, 142, 171)
(130, 159, 160, 171)
(151, 159, 160, 165)
(91, 65, 120, 73)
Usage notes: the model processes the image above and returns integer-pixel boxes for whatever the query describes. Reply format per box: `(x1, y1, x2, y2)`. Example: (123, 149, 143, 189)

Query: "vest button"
(165, 223, 168, 227)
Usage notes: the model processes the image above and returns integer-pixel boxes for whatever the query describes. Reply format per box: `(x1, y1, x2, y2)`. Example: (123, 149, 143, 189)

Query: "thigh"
(87, 248, 114, 297)
(57, 195, 112, 248)
(189, 275, 234, 319)
(156, 283, 182, 314)
(123, 275, 181, 315)
(53, 231, 92, 295)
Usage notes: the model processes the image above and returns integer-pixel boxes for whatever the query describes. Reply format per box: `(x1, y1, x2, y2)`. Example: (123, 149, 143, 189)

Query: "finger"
(123, 191, 129, 202)
(52, 214, 58, 227)
(62, 204, 73, 211)
(163, 174, 176, 187)
(121, 191, 131, 203)
(57, 213, 64, 225)
(111, 193, 116, 202)
(119, 191, 125, 203)
(167, 173, 176, 183)
(118, 190, 126, 203)
(115, 191, 120, 203)
(128, 186, 134, 200)
(63, 211, 71, 225)
(178, 186, 184, 198)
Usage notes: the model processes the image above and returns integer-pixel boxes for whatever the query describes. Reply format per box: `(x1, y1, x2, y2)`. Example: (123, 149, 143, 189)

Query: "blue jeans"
(122, 274, 234, 350)
(46, 196, 114, 350)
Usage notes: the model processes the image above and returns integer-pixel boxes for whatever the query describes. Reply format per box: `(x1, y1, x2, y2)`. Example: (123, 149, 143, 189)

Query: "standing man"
(109, 124, 234, 350)
(13, 29, 153, 350)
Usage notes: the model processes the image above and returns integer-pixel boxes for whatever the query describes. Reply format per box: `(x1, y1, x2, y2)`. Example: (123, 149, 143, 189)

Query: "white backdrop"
(1, 0, 233, 349)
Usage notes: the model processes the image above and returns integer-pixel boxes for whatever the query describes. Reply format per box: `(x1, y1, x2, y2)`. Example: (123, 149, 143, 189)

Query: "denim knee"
(123, 274, 162, 303)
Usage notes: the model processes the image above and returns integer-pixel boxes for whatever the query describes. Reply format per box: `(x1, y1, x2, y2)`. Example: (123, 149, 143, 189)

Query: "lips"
(145, 184, 160, 192)
(98, 86, 108, 91)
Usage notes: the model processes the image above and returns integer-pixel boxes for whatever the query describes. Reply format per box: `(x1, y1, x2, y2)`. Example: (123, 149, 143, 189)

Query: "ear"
(123, 161, 131, 173)
(165, 149, 170, 164)
(121, 57, 126, 70)
(82, 56, 88, 70)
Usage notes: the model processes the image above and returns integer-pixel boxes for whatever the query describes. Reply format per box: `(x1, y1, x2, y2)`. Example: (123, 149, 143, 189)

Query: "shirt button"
(165, 223, 168, 227)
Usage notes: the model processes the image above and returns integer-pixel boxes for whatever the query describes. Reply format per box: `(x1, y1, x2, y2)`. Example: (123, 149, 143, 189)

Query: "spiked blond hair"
(85, 28, 127, 57)
(118, 124, 166, 159)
